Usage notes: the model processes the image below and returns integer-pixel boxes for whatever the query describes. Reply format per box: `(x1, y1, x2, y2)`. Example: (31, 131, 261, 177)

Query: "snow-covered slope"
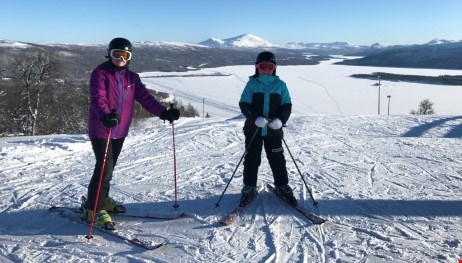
(1, 114, 462, 262)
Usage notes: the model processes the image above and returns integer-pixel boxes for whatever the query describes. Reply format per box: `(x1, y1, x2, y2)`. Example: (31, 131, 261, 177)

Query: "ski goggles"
(256, 62, 276, 71)
(110, 49, 132, 61)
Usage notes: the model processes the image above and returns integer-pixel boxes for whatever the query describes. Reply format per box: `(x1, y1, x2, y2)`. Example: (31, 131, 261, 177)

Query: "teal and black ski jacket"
(239, 75, 292, 137)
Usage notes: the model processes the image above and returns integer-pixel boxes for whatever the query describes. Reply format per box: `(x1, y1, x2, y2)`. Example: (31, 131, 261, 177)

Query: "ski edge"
(266, 183, 326, 225)
(113, 211, 185, 220)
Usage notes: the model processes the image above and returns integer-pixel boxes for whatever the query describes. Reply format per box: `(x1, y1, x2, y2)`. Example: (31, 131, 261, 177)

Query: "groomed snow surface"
(1, 115, 462, 262)
(1, 61, 462, 262)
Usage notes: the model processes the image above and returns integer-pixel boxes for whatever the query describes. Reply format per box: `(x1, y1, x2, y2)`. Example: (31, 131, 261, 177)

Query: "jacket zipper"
(113, 70, 124, 138)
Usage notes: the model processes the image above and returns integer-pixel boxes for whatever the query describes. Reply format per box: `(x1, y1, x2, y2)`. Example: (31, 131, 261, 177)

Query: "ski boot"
(80, 196, 126, 214)
(104, 197, 126, 213)
(239, 185, 257, 207)
(274, 184, 297, 207)
(86, 209, 115, 230)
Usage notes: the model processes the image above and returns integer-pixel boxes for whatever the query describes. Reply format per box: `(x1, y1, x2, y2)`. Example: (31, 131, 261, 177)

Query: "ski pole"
(169, 103, 179, 209)
(86, 128, 112, 241)
(279, 129, 319, 207)
(215, 128, 259, 208)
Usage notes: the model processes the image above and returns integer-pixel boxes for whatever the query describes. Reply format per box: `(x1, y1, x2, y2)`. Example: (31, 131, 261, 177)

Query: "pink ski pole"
(86, 129, 112, 241)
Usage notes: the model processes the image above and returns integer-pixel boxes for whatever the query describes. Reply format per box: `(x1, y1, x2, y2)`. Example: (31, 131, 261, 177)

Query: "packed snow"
(1, 60, 462, 262)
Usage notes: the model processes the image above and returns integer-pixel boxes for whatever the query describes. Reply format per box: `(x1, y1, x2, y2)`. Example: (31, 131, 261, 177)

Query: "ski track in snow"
(2, 116, 462, 259)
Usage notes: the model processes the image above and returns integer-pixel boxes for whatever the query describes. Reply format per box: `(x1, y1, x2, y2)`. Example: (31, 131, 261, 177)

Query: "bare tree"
(410, 99, 435, 115)
(12, 51, 59, 135)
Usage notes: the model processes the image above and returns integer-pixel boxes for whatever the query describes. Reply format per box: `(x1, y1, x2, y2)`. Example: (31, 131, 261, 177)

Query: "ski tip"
(150, 242, 166, 250)
(219, 220, 234, 227)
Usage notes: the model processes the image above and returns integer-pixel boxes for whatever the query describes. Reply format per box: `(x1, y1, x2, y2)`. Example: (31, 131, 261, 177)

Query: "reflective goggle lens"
(257, 62, 275, 71)
(110, 49, 132, 61)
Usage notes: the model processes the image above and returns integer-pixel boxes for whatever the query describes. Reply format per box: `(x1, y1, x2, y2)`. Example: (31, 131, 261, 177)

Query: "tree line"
(351, 72, 462, 86)
(0, 51, 199, 136)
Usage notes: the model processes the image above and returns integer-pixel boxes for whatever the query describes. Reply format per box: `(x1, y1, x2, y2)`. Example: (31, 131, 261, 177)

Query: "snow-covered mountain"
(133, 40, 205, 48)
(282, 41, 364, 50)
(0, 39, 31, 49)
(199, 34, 274, 48)
(369, 42, 395, 49)
(425, 39, 456, 45)
(199, 34, 371, 52)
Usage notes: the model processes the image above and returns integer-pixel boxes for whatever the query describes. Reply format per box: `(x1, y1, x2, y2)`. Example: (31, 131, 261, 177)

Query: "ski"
(48, 206, 166, 250)
(219, 187, 261, 226)
(59, 205, 185, 220)
(219, 206, 245, 226)
(266, 184, 326, 225)
(112, 211, 184, 220)
(79, 196, 185, 220)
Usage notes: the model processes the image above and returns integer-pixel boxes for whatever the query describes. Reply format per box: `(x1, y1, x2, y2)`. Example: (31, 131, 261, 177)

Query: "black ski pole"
(215, 128, 259, 208)
(279, 129, 319, 207)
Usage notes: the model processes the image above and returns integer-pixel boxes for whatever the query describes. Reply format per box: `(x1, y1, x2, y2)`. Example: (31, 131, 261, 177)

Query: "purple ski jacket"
(88, 61, 166, 139)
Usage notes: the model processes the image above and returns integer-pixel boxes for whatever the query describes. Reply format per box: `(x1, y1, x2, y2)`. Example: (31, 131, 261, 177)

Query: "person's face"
(111, 57, 128, 67)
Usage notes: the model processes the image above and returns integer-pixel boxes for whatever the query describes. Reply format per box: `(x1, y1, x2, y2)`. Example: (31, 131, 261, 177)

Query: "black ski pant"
(243, 133, 289, 187)
(86, 137, 125, 211)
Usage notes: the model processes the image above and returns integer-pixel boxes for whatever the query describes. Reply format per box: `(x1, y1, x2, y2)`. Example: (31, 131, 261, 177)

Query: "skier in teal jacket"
(238, 51, 297, 207)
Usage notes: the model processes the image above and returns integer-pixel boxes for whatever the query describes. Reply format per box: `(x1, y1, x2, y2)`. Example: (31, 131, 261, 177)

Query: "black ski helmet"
(255, 51, 276, 64)
(107, 37, 133, 55)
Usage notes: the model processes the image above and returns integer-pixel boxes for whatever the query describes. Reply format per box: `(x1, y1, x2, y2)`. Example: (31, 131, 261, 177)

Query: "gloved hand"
(254, 117, 268, 128)
(160, 108, 180, 123)
(100, 111, 120, 128)
(268, 118, 283, 130)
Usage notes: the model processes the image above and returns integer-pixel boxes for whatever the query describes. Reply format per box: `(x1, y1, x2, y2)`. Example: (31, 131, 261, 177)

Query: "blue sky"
(1, 0, 461, 46)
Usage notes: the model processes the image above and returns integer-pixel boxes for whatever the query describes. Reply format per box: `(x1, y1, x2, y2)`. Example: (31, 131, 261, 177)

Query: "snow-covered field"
(1, 61, 462, 262)
(140, 58, 462, 117)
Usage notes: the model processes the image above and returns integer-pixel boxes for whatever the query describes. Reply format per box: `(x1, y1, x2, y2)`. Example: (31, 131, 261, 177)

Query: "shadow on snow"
(402, 116, 462, 138)
(317, 198, 462, 217)
(1, 194, 462, 238)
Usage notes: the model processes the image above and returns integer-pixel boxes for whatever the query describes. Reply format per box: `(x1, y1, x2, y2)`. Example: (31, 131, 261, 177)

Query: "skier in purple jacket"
(84, 37, 180, 229)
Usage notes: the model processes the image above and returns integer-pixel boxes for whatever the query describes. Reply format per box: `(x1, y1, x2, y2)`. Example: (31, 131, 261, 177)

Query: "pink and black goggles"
(256, 62, 276, 71)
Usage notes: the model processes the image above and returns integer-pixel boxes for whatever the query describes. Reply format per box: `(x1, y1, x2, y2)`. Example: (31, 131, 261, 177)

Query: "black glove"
(160, 108, 180, 123)
(100, 111, 121, 128)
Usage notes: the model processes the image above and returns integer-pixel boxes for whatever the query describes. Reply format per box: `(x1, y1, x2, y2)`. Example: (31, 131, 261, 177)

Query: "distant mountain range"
(198, 34, 372, 54)
(1, 34, 462, 77)
(197, 34, 462, 70)
(336, 40, 462, 70)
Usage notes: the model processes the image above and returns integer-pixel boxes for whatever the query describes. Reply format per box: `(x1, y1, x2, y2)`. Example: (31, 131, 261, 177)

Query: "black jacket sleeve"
(275, 103, 292, 124)
(239, 101, 259, 122)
